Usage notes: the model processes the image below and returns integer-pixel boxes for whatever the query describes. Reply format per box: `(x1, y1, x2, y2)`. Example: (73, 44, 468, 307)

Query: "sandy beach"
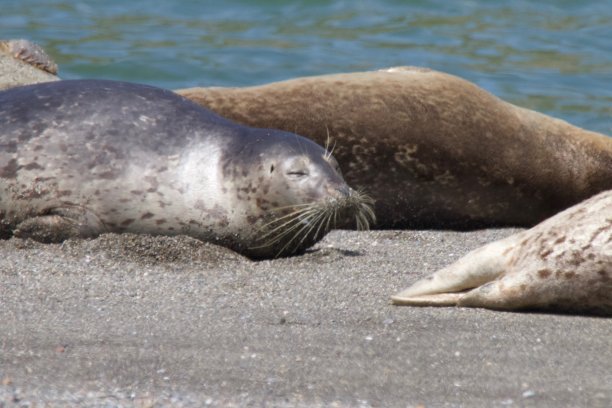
(1, 228, 610, 407)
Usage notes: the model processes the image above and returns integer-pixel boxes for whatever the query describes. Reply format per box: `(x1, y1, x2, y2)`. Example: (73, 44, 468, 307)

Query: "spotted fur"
(0, 80, 374, 259)
(392, 190, 612, 315)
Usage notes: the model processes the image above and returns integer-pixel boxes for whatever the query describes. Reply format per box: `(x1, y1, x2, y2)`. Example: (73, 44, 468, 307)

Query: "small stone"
(522, 390, 536, 398)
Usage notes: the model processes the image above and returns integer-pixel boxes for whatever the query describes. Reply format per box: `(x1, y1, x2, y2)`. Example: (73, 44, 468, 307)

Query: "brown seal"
(0, 79, 374, 259)
(391, 190, 612, 315)
(177, 67, 612, 229)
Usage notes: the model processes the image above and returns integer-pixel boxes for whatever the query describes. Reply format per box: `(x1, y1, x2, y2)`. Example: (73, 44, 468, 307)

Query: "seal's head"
(223, 130, 375, 258)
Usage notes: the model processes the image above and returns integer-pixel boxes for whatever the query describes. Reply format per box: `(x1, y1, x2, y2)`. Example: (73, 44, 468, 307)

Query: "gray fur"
(0, 80, 369, 258)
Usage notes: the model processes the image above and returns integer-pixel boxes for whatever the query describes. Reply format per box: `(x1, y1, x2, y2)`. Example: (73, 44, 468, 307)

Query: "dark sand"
(1, 229, 611, 407)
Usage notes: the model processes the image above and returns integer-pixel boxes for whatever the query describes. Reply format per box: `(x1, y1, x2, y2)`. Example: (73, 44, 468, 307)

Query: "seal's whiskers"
(274, 208, 329, 257)
(252, 189, 376, 257)
(324, 127, 336, 161)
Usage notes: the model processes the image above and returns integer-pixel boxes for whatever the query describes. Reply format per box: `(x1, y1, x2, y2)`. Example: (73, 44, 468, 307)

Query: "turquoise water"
(2, 0, 611, 133)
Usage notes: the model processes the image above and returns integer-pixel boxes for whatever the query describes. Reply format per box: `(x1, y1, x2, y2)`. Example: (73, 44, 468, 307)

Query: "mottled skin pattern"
(392, 190, 612, 315)
(177, 67, 612, 229)
(0, 80, 364, 259)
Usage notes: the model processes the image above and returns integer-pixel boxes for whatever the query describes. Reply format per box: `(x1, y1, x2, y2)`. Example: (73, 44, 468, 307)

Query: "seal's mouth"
(250, 187, 376, 258)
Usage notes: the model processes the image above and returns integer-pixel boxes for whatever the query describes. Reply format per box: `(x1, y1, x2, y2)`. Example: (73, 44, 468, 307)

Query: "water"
(2, 0, 611, 134)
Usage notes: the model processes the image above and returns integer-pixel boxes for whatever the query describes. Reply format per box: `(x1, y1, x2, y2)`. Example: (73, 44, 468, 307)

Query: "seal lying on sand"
(0, 39, 59, 90)
(177, 67, 612, 229)
(392, 190, 612, 315)
(0, 80, 374, 259)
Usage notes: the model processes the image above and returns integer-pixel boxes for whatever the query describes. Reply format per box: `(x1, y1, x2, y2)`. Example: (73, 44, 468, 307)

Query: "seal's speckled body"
(392, 190, 612, 315)
(178, 67, 612, 229)
(0, 80, 373, 259)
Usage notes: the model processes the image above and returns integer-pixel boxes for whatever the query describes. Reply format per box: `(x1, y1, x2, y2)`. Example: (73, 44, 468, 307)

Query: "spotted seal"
(0, 79, 374, 259)
(392, 190, 612, 315)
(177, 67, 612, 229)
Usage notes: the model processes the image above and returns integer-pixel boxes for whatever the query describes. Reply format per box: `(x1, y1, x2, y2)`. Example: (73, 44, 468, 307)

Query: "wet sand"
(1, 229, 611, 407)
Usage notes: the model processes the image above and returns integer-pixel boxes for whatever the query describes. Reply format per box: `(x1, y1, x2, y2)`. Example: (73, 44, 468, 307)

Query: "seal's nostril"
(325, 184, 350, 199)
(339, 185, 351, 197)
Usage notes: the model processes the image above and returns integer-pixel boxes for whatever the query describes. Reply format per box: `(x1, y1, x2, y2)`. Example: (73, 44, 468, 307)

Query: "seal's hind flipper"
(391, 238, 518, 306)
(390, 292, 466, 306)
(392, 275, 532, 310)
(14, 207, 104, 243)
(456, 277, 531, 310)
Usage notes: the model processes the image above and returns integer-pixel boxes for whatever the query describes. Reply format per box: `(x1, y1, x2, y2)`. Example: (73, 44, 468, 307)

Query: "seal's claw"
(0, 39, 58, 74)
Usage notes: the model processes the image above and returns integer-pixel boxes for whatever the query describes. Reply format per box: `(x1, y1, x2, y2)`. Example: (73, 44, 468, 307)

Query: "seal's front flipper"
(391, 238, 517, 306)
(0, 39, 58, 75)
(14, 207, 105, 243)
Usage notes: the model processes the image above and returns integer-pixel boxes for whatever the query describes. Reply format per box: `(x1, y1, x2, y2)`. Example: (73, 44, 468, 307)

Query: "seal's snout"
(322, 184, 376, 231)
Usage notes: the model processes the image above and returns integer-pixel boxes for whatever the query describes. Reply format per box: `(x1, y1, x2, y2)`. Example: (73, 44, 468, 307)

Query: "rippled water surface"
(2, 0, 611, 133)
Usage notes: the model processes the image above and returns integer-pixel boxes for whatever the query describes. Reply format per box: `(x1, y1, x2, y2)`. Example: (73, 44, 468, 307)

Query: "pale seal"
(0, 39, 59, 90)
(0, 80, 374, 259)
(391, 190, 612, 315)
(177, 67, 612, 229)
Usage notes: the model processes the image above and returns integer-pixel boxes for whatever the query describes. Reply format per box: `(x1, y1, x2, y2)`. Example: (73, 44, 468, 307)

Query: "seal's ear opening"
(270, 164, 275, 173)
